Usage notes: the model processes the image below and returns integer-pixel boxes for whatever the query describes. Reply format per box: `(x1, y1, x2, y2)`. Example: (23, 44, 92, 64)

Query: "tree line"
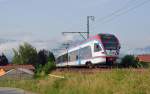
(13, 43, 56, 76)
(0, 43, 56, 76)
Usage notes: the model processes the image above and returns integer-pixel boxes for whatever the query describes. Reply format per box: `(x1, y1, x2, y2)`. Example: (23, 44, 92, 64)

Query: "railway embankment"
(0, 68, 150, 94)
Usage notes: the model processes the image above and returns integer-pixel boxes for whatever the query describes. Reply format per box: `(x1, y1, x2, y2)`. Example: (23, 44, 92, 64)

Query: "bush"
(121, 55, 142, 68)
(34, 64, 43, 78)
(43, 58, 56, 75)
(34, 50, 56, 77)
(34, 59, 56, 77)
(140, 62, 150, 68)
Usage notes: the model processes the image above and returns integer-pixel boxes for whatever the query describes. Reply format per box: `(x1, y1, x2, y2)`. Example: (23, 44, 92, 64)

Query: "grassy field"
(0, 69, 150, 94)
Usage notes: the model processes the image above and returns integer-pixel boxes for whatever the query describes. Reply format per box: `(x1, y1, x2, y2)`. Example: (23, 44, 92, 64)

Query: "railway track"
(54, 65, 147, 74)
(55, 65, 118, 73)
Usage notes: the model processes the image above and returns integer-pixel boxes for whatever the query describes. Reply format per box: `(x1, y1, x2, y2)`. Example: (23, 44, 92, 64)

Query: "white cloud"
(0, 33, 83, 61)
(0, 42, 20, 52)
(60, 34, 75, 43)
(0, 34, 75, 52)
(0, 40, 53, 61)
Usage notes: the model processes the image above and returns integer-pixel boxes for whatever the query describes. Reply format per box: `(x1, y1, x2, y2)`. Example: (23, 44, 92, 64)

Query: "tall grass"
(0, 69, 150, 94)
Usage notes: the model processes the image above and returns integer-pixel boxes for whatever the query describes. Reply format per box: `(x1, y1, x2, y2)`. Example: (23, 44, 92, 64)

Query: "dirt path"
(0, 87, 36, 94)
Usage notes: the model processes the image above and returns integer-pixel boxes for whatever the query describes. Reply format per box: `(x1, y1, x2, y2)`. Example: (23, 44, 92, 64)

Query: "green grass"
(0, 69, 150, 94)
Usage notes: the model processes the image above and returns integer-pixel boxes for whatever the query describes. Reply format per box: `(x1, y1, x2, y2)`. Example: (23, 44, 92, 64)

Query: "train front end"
(99, 34, 121, 64)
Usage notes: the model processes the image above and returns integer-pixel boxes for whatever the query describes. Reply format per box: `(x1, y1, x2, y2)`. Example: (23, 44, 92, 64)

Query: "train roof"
(70, 33, 116, 47)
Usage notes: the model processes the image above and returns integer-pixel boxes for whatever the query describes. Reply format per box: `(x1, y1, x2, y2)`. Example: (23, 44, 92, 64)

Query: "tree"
(37, 50, 48, 66)
(49, 51, 55, 62)
(0, 53, 9, 66)
(37, 49, 55, 66)
(12, 43, 38, 66)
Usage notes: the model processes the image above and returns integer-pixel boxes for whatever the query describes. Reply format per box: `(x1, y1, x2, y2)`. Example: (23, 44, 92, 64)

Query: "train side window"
(80, 46, 92, 60)
(94, 43, 101, 52)
(76, 55, 78, 60)
(69, 50, 78, 62)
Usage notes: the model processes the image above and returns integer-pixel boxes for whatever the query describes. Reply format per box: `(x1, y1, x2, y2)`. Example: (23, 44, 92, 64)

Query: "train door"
(77, 49, 81, 65)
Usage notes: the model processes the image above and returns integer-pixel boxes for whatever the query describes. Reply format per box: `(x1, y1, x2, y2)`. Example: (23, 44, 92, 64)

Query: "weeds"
(0, 69, 150, 94)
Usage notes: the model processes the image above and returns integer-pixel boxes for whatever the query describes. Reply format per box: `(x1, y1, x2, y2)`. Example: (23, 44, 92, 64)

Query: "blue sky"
(0, 0, 150, 54)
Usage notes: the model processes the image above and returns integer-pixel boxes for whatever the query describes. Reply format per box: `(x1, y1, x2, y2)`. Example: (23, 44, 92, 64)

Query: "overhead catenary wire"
(93, 0, 150, 26)
(101, 0, 150, 24)
(57, 0, 150, 51)
(96, 0, 139, 23)
(62, 0, 139, 35)
(62, 0, 148, 37)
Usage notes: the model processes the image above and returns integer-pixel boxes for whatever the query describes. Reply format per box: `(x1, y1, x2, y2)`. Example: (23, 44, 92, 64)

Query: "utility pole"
(87, 16, 95, 39)
(62, 16, 95, 40)
(63, 43, 70, 68)
(52, 43, 70, 67)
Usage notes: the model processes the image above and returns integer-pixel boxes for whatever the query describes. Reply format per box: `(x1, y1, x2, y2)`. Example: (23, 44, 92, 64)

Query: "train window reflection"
(94, 43, 101, 52)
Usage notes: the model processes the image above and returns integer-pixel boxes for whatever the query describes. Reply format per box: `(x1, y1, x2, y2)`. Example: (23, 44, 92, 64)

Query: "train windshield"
(100, 34, 119, 50)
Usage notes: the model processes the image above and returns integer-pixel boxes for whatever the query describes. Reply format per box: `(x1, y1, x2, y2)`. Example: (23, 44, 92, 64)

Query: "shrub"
(35, 50, 56, 77)
(34, 64, 43, 78)
(121, 55, 142, 68)
(43, 58, 56, 75)
(140, 62, 150, 68)
(34, 59, 56, 77)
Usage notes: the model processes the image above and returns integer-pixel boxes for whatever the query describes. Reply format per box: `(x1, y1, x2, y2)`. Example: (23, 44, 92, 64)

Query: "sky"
(0, 0, 150, 56)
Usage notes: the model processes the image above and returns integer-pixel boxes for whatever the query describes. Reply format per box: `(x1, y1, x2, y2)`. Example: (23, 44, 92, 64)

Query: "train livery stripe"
(57, 56, 117, 64)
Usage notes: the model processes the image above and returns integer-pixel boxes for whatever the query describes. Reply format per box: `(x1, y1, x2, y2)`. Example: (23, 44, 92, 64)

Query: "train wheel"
(86, 62, 93, 69)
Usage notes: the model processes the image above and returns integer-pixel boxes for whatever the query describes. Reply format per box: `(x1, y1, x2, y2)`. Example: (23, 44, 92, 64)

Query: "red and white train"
(56, 33, 121, 67)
